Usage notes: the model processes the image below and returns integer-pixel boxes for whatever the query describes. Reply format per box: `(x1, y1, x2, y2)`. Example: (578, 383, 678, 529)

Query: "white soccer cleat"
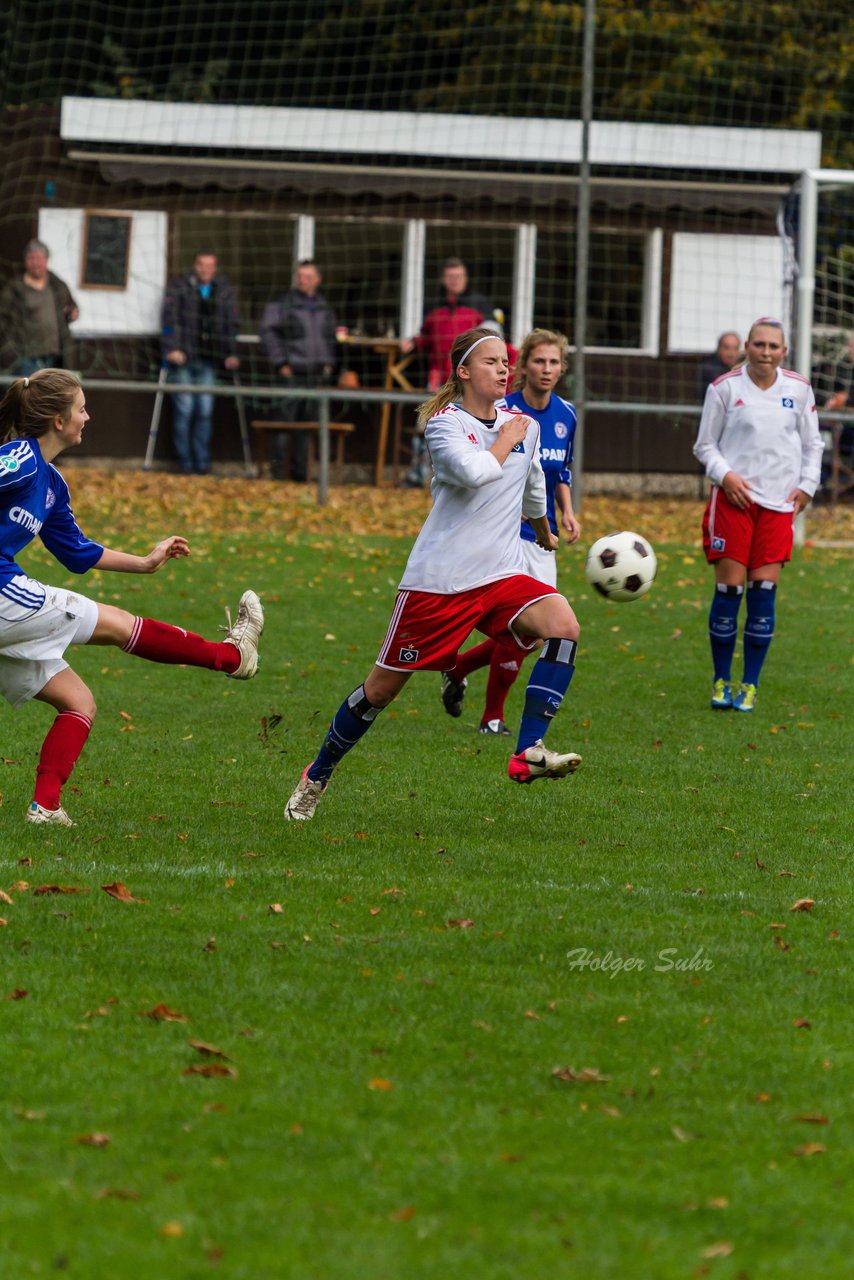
(284, 766, 327, 821)
(508, 739, 582, 784)
(223, 590, 264, 679)
(26, 801, 75, 827)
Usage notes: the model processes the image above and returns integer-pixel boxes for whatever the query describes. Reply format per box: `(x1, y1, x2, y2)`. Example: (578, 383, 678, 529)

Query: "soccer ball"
(585, 531, 657, 602)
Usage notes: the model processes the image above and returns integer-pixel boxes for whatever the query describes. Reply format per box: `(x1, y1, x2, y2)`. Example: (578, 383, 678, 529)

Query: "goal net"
(1, 1, 853, 483)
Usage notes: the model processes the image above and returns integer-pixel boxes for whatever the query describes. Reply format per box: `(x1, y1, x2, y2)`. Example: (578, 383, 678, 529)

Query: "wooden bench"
(249, 420, 355, 482)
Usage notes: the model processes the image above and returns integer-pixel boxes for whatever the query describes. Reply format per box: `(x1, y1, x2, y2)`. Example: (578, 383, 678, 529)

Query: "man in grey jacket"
(259, 260, 338, 482)
(0, 240, 78, 375)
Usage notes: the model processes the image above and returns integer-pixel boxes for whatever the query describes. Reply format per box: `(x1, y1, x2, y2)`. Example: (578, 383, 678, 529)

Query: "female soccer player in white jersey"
(439, 328, 580, 735)
(0, 369, 264, 826)
(285, 326, 583, 821)
(693, 318, 822, 712)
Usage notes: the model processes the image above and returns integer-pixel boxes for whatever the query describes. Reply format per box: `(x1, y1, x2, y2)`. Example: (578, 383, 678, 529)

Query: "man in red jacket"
(401, 259, 492, 392)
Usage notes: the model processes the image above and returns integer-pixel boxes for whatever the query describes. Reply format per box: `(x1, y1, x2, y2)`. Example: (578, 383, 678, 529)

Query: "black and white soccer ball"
(585, 531, 657, 602)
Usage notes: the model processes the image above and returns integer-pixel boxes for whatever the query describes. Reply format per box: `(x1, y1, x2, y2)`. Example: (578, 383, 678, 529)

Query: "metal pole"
(143, 365, 168, 470)
(572, 0, 596, 514)
(317, 394, 330, 506)
(232, 371, 254, 477)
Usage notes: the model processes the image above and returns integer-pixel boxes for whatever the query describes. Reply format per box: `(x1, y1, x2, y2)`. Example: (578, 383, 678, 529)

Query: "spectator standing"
(401, 258, 493, 393)
(259, 260, 338, 482)
(693, 318, 823, 713)
(0, 240, 79, 376)
(160, 250, 240, 476)
(813, 331, 854, 492)
(400, 260, 495, 487)
(698, 331, 741, 399)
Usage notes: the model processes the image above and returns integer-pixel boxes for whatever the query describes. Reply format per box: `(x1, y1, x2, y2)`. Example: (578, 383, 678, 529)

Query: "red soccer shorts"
(702, 488, 794, 569)
(375, 576, 558, 672)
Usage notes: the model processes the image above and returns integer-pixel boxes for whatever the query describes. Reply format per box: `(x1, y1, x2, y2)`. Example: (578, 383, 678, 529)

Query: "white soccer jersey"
(398, 404, 547, 594)
(693, 365, 823, 512)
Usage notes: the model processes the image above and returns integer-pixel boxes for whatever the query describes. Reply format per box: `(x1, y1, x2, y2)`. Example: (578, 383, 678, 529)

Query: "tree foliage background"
(3, 0, 853, 166)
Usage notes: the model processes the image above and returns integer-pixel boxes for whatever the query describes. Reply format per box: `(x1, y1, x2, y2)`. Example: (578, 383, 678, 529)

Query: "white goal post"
(792, 167, 854, 542)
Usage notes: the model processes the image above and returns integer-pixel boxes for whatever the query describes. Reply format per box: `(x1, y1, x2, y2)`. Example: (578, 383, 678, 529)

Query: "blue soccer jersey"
(498, 391, 576, 541)
(0, 437, 104, 612)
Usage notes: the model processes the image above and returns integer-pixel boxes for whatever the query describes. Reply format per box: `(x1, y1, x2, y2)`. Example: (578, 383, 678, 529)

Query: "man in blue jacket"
(161, 250, 240, 475)
(259, 260, 338, 482)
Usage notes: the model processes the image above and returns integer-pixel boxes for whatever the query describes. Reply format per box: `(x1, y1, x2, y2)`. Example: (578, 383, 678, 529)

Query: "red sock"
(483, 643, 524, 723)
(122, 617, 239, 673)
(33, 711, 92, 810)
(452, 638, 496, 680)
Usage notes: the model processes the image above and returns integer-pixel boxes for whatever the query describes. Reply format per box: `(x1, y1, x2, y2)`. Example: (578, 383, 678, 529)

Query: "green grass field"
(1, 478, 851, 1279)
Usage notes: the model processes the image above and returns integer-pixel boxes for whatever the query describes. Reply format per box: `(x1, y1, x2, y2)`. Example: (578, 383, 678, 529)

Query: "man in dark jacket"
(400, 258, 493, 392)
(698, 331, 741, 400)
(0, 240, 79, 375)
(160, 250, 240, 475)
(259, 260, 339, 482)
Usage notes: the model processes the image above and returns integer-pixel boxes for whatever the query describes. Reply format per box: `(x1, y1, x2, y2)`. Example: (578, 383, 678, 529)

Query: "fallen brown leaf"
(76, 1132, 111, 1147)
(552, 1065, 610, 1083)
(368, 1078, 394, 1091)
(33, 885, 88, 896)
(793, 1114, 829, 1124)
(701, 1241, 734, 1259)
(142, 1003, 188, 1022)
(790, 898, 816, 913)
(189, 1039, 233, 1062)
(101, 881, 147, 904)
(390, 1205, 415, 1221)
(792, 1143, 826, 1157)
(792, 1018, 812, 1029)
(0, 889, 13, 905)
(446, 918, 475, 929)
(4, 988, 28, 1001)
(181, 1064, 238, 1079)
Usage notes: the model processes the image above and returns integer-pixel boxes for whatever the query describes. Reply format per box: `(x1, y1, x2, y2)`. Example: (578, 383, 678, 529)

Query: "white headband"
(457, 334, 500, 371)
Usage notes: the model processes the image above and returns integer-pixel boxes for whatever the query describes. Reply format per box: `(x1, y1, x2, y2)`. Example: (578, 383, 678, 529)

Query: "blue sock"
(307, 685, 383, 784)
(708, 583, 743, 682)
(515, 638, 577, 753)
(742, 580, 776, 687)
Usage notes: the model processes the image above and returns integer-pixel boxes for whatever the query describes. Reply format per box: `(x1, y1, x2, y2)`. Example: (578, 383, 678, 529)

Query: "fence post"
(317, 395, 330, 506)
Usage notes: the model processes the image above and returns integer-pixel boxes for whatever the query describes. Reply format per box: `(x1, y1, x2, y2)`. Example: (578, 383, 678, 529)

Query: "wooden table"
(337, 336, 417, 486)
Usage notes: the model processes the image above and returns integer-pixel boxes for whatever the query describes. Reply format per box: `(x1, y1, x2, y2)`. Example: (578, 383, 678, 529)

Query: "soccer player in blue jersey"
(440, 329, 580, 734)
(0, 369, 263, 826)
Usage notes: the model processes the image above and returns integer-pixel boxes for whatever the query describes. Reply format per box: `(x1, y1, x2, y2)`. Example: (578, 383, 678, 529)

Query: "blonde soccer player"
(0, 369, 263, 826)
(439, 327, 580, 735)
(285, 326, 583, 821)
(693, 317, 822, 712)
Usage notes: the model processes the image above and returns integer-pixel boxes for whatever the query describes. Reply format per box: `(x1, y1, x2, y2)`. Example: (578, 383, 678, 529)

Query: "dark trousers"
(272, 370, 328, 482)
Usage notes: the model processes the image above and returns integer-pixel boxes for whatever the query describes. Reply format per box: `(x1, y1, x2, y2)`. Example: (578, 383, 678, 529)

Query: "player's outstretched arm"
(94, 537, 191, 575)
